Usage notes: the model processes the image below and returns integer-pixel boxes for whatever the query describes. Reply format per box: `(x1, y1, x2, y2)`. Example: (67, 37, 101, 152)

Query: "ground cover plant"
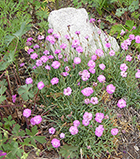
(0, 0, 140, 159)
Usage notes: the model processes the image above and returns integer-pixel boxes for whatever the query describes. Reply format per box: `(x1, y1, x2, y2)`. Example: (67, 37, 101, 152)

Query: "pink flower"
(27, 48, 34, 54)
(89, 68, 95, 74)
(49, 127, 56, 134)
(125, 39, 131, 45)
(46, 35, 56, 44)
(51, 138, 60, 148)
(99, 63, 105, 70)
(105, 43, 111, 48)
(95, 113, 104, 123)
(120, 29, 125, 36)
(90, 97, 98, 105)
(121, 71, 127, 77)
(72, 39, 80, 48)
(20, 63, 25, 67)
(40, 56, 48, 63)
(121, 42, 128, 50)
(74, 57, 81, 64)
(98, 19, 101, 23)
(135, 35, 140, 43)
(60, 133, 65, 139)
(109, 50, 115, 56)
(37, 81, 45, 90)
(87, 60, 96, 68)
(75, 31, 80, 35)
(51, 61, 60, 69)
(58, 54, 63, 59)
(135, 71, 140, 78)
(126, 55, 132, 61)
(48, 28, 53, 34)
(12, 94, 17, 103)
(111, 128, 119, 136)
(45, 65, 51, 70)
(81, 87, 94, 97)
(27, 37, 33, 42)
(98, 30, 101, 35)
(60, 43, 67, 49)
(84, 98, 90, 104)
(53, 33, 60, 39)
(106, 84, 116, 94)
(120, 63, 128, 71)
(65, 66, 70, 72)
(82, 119, 90, 126)
(31, 115, 42, 125)
(30, 53, 38, 59)
(43, 50, 49, 55)
(76, 46, 83, 53)
(48, 55, 54, 59)
(0, 150, 7, 157)
(129, 34, 135, 40)
(26, 77, 33, 84)
(91, 55, 97, 60)
(73, 120, 80, 127)
(36, 59, 42, 67)
(63, 87, 72, 96)
(95, 49, 104, 57)
(64, 34, 70, 40)
(51, 77, 59, 85)
(97, 75, 106, 83)
(32, 65, 37, 69)
(69, 126, 78, 135)
(38, 35, 44, 40)
(33, 44, 40, 49)
(85, 35, 89, 40)
(137, 54, 140, 60)
(83, 112, 92, 121)
(81, 69, 90, 81)
(89, 18, 95, 23)
(95, 125, 104, 137)
(117, 99, 126, 108)
(23, 109, 31, 118)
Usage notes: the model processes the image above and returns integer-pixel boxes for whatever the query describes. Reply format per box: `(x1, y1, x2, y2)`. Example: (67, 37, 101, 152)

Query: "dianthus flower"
(95, 49, 104, 57)
(120, 29, 125, 36)
(30, 53, 38, 60)
(99, 63, 105, 70)
(61, 72, 69, 77)
(97, 75, 106, 83)
(72, 39, 80, 48)
(109, 50, 115, 56)
(0, 150, 7, 157)
(91, 55, 97, 60)
(69, 126, 78, 135)
(75, 31, 80, 35)
(26, 77, 33, 84)
(85, 35, 89, 40)
(32, 65, 37, 69)
(89, 68, 95, 74)
(129, 34, 135, 40)
(135, 70, 140, 78)
(30, 115, 42, 125)
(121, 42, 128, 50)
(46, 35, 56, 44)
(76, 46, 83, 53)
(120, 63, 128, 71)
(27, 48, 34, 54)
(64, 34, 70, 40)
(60, 43, 67, 49)
(45, 65, 51, 70)
(74, 57, 81, 64)
(90, 97, 98, 105)
(89, 18, 95, 23)
(48, 28, 53, 34)
(40, 55, 48, 63)
(48, 55, 54, 59)
(38, 35, 44, 40)
(60, 133, 65, 139)
(51, 77, 59, 85)
(33, 44, 40, 49)
(37, 81, 45, 90)
(125, 39, 131, 46)
(105, 43, 111, 48)
(51, 61, 60, 69)
(121, 71, 127, 77)
(23, 109, 31, 118)
(126, 55, 132, 61)
(95, 113, 104, 123)
(83, 112, 92, 121)
(73, 120, 80, 127)
(84, 98, 90, 104)
(95, 125, 104, 137)
(81, 87, 94, 97)
(27, 37, 33, 42)
(58, 54, 63, 59)
(53, 33, 61, 39)
(36, 59, 42, 67)
(106, 84, 116, 94)
(81, 69, 90, 81)
(88, 60, 95, 68)
(117, 99, 126, 108)
(65, 66, 70, 72)
(63, 87, 72, 96)
(111, 128, 119, 136)
(26, 41, 32, 46)
(82, 119, 90, 126)
(43, 50, 49, 55)
(20, 63, 25, 67)
(51, 138, 60, 148)
(137, 54, 140, 60)
(12, 94, 16, 103)
(98, 30, 101, 35)
(49, 127, 56, 134)
(135, 35, 140, 43)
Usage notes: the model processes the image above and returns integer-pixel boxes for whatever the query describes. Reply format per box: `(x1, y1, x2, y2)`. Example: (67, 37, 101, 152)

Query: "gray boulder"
(48, 7, 120, 59)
